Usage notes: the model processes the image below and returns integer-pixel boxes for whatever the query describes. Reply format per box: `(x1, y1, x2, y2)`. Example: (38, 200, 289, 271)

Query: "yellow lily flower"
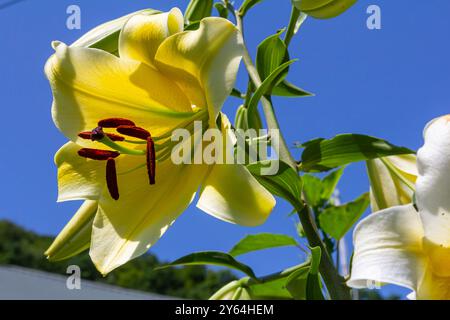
(366, 154, 417, 211)
(44, 8, 275, 275)
(348, 115, 450, 299)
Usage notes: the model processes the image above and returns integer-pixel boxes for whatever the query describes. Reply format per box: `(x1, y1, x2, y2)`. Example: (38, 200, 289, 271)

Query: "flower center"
(76, 118, 159, 201)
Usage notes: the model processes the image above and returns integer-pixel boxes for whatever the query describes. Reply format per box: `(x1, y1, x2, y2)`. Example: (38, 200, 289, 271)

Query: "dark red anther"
(78, 131, 125, 141)
(106, 158, 119, 200)
(146, 137, 156, 185)
(116, 125, 151, 140)
(77, 148, 120, 160)
(98, 118, 136, 128)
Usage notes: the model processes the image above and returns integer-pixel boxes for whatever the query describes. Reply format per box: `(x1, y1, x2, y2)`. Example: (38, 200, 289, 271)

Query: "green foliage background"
(0, 220, 236, 299)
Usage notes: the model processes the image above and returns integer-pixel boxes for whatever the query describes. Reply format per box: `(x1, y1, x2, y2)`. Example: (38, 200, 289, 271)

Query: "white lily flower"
(348, 115, 450, 300)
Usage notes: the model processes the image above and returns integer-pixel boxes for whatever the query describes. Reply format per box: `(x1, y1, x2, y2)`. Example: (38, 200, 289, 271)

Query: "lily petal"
(416, 115, 450, 246)
(197, 113, 275, 226)
(197, 163, 276, 227)
(55, 142, 143, 201)
(348, 204, 427, 293)
(119, 8, 183, 67)
(155, 17, 243, 124)
(45, 200, 97, 261)
(90, 160, 208, 275)
(45, 43, 195, 144)
(55, 142, 106, 201)
(71, 9, 160, 52)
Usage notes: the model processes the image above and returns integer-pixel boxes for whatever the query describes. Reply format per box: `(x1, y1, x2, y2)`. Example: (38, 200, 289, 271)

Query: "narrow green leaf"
(319, 193, 370, 239)
(247, 60, 296, 128)
(255, 32, 312, 99)
(229, 233, 298, 257)
(184, 21, 200, 30)
(185, 0, 213, 24)
(247, 160, 303, 208)
(214, 2, 228, 18)
(155, 251, 256, 278)
(272, 80, 313, 97)
(309, 246, 321, 275)
(299, 134, 415, 172)
(256, 31, 288, 82)
(306, 273, 325, 300)
(239, 0, 264, 16)
(285, 247, 323, 300)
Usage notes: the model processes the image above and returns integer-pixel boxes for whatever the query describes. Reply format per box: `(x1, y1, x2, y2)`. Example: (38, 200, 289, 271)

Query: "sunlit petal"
(45, 43, 195, 144)
(119, 8, 183, 67)
(416, 115, 450, 246)
(348, 204, 427, 293)
(90, 161, 208, 275)
(155, 17, 243, 124)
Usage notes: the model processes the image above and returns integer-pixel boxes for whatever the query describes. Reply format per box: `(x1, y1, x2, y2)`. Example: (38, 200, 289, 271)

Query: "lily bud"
(45, 200, 97, 261)
(209, 280, 253, 300)
(292, 0, 357, 20)
(234, 104, 263, 131)
(366, 154, 417, 211)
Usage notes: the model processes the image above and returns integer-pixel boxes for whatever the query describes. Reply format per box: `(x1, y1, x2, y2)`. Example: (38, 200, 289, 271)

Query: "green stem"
(236, 12, 297, 170)
(296, 205, 351, 300)
(235, 9, 351, 300)
(284, 6, 301, 47)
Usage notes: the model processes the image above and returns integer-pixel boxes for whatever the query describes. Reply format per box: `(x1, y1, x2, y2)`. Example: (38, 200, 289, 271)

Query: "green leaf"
(255, 32, 312, 99)
(184, 21, 200, 30)
(256, 31, 288, 82)
(299, 134, 415, 172)
(306, 273, 325, 300)
(272, 80, 313, 97)
(285, 247, 323, 300)
(155, 251, 256, 278)
(302, 167, 345, 209)
(250, 278, 294, 299)
(229, 233, 298, 257)
(302, 174, 323, 208)
(285, 266, 310, 300)
(247, 160, 303, 208)
(309, 246, 321, 275)
(318, 193, 370, 239)
(214, 2, 228, 18)
(321, 166, 345, 201)
(239, 0, 264, 16)
(247, 60, 296, 128)
(185, 0, 213, 24)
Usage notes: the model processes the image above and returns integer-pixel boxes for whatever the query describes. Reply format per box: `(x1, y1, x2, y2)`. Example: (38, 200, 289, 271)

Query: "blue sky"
(1, 0, 449, 298)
